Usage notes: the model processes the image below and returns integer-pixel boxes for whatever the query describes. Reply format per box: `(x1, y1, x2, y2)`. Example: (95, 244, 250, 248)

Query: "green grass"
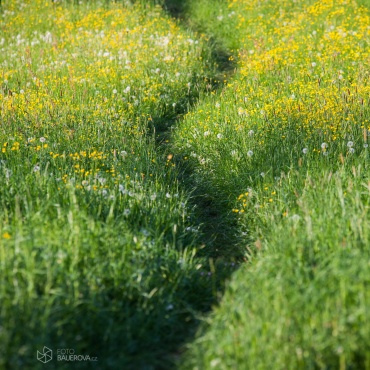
(170, 0, 370, 368)
(0, 1, 228, 368)
(1, 0, 370, 369)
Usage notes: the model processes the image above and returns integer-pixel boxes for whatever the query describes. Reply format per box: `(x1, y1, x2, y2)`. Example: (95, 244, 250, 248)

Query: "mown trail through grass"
(2, 0, 370, 369)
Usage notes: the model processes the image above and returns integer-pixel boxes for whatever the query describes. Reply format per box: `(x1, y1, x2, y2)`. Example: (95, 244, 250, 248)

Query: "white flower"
(150, 193, 157, 200)
(217, 15, 223, 21)
(349, 147, 355, 154)
(231, 150, 238, 156)
(247, 150, 253, 157)
(123, 209, 130, 216)
(39, 137, 46, 143)
(20, 89, 24, 94)
(347, 141, 354, 148)
(82, 180, 89, 186)
(120, 150, 128, 157)
(260, 172, 265, 177)
(102, 189, 108, 196)
(33, 165, 40, 172)
(215, 102, 220, 108)
(364, 143, 368, 148)
(302, 148, 308, 154)
(291, 214, 301, 222)
(311, 62, 317, 67)
(217, 133, 222, 139)
(166, 193, 171, 198)
(204, 131, 210, 137)
(248, 130, 254, 137)
(321, 142, 328, 149)
(323, 151, 328, 156)
(166, 304, 174, 311)
(124, 86, 131, 94)
(112, 89, 117, 94)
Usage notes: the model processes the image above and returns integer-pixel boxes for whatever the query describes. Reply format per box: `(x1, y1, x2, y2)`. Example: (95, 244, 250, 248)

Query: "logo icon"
(37, 347, 53, 363)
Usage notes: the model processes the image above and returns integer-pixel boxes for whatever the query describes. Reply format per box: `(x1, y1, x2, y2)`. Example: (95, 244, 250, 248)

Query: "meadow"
(1, 0, 370, 369)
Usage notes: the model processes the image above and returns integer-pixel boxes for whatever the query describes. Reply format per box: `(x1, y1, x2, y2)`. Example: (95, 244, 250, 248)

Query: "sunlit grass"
(174, 0, 370, 368)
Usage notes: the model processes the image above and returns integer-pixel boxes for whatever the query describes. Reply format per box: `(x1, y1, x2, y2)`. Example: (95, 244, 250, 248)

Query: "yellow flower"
(2, 232, 11, 239)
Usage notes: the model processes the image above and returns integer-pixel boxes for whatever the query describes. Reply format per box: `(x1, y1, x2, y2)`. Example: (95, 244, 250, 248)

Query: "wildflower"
(248, 130, 254, 137)
(349, 148, 355, 154)
(33, 165, 40, 172)
(323, 151, 329, 156)
(2, 232, 11, 239)
(82, 180, 89, 186)
(247, 150, 253, 157)
(291, 214, 300, 222)
(260, 172, 265, 177)
(166, 304, 174, 311)
(321, 142, 328, 149)
(150, 193, 157, 200)
(217, 133, 222, 139)
(311, 62, 317, 67)
(347, 141, 354, 148)
(204, 131, 210, 137)
(215, 102, 220, 108)
(39, 137, 46, 143)
(120, 150, 128, 157)
(112, 89, 117, 94)
(302, 148, 308, 154)
(364, 144, 368, 148)
(166, 193, 171, 198)
(123, 209, 130, 216)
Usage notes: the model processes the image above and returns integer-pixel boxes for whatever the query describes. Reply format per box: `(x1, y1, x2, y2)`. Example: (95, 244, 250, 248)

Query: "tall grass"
(173, 0, 370, 368)
(0, 1, 224, 368)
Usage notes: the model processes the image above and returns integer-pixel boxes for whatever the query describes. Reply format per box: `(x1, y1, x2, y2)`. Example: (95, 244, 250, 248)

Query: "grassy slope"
(0, 1, 228, 369)
(172, 0, 370, 368)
